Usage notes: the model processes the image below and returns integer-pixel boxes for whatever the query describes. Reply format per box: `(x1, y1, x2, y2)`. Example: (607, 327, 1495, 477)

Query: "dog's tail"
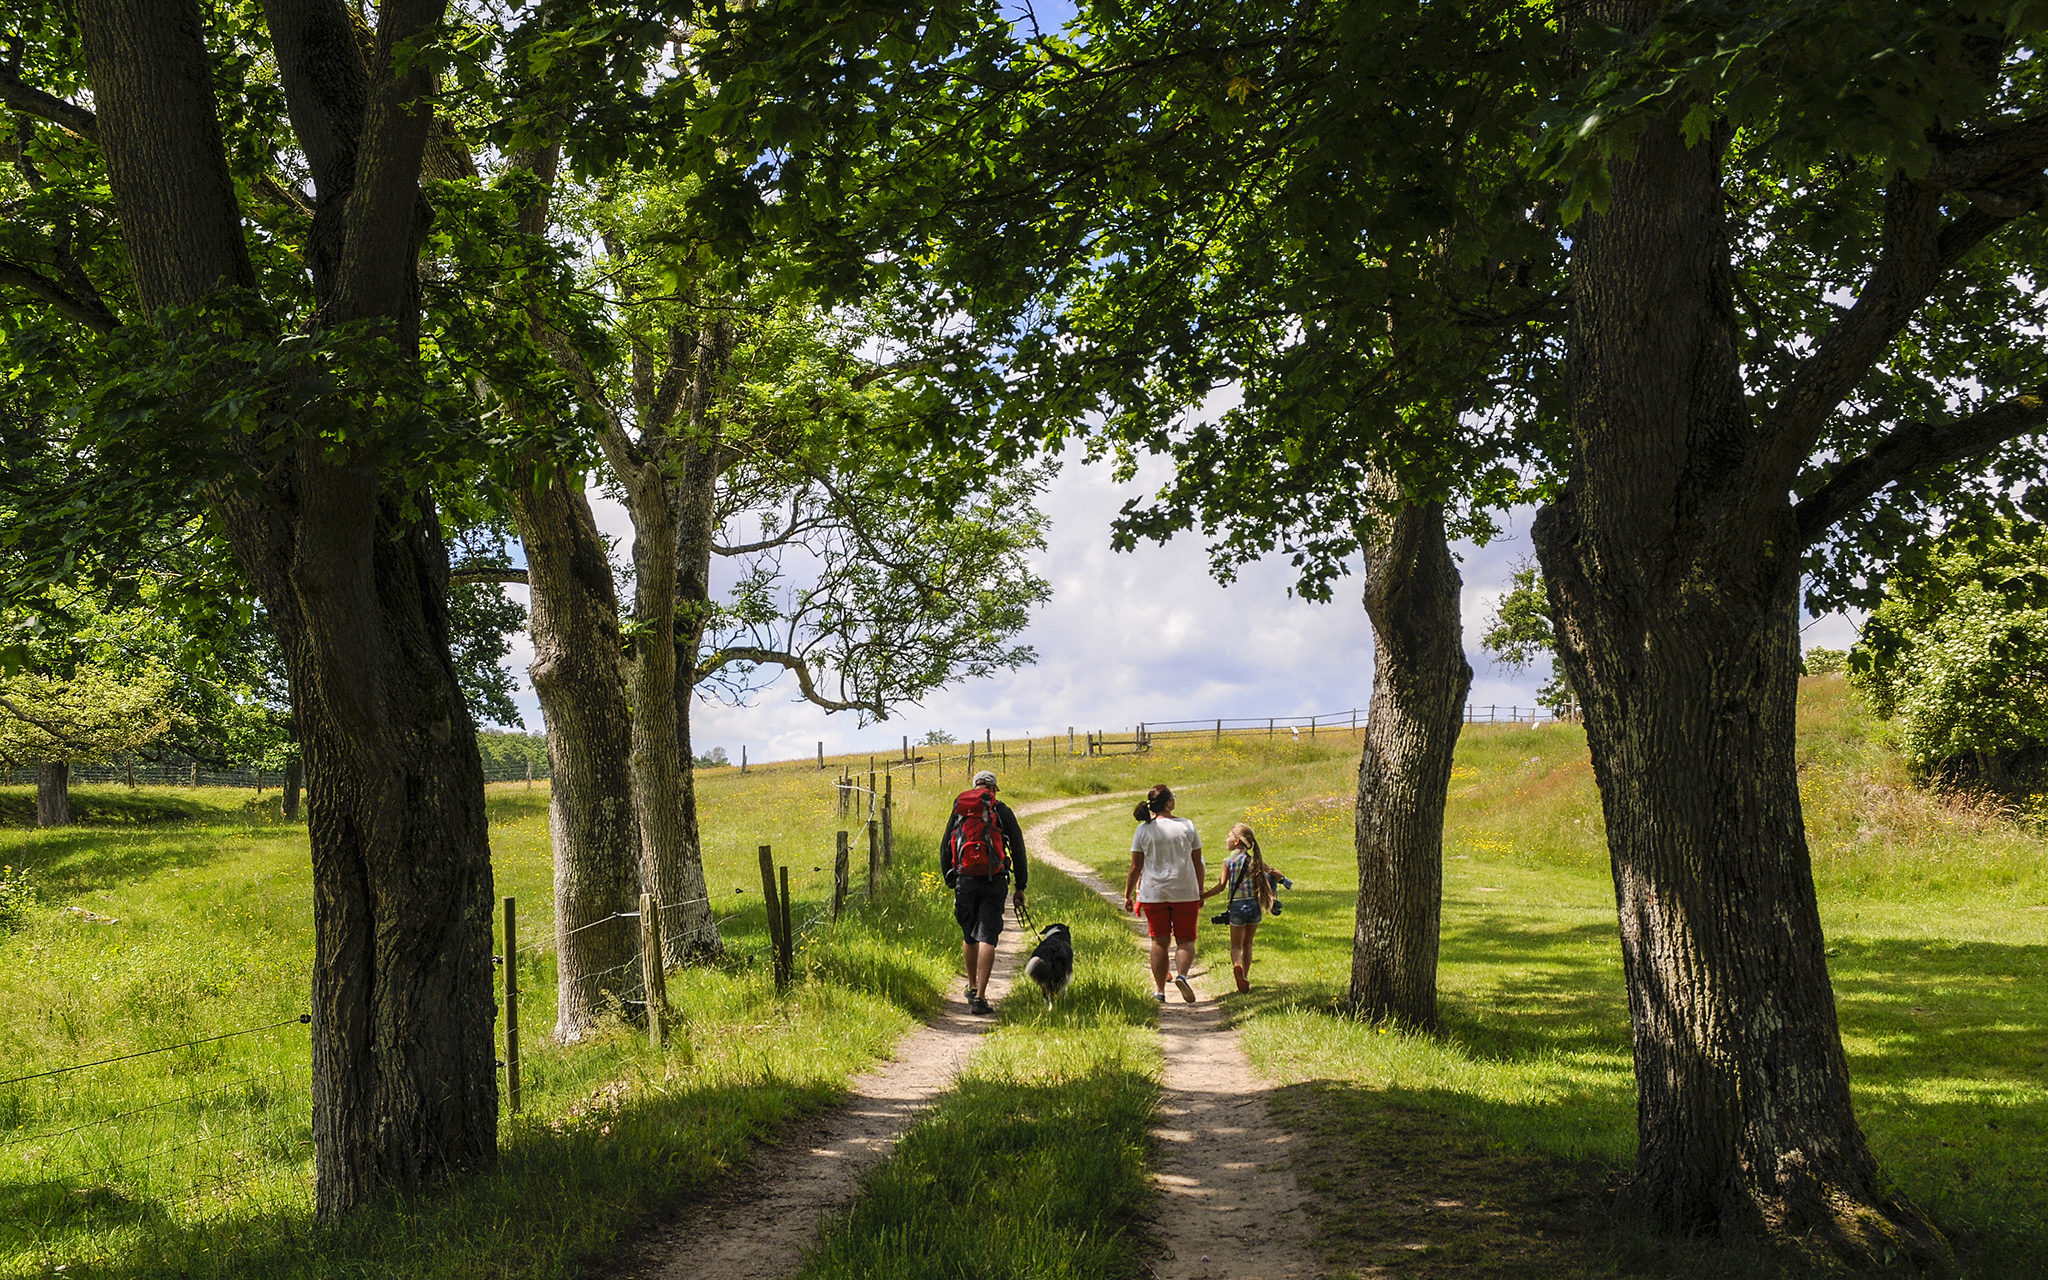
(1025, 955, 1047, 983)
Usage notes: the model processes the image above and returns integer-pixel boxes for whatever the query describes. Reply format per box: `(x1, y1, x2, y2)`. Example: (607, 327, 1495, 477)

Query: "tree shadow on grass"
(4, 827, 247, 900)
(1269, 1078, 1988, 1280)
(0, 788, 230, 830)
(23, 1072, 853, 1280)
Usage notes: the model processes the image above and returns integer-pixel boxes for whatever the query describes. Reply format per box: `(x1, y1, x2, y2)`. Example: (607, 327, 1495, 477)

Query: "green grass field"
(1052, 677, 2048, 1278)
(2, 678, 2043, 1278)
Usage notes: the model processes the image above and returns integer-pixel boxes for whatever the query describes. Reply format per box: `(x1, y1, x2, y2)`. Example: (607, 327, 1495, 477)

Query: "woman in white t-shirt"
(1122, 784, 1205, 1003)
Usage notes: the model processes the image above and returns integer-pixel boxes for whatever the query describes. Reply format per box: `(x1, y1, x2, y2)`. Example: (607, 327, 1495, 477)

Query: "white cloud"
(494, 470, 1858, 759)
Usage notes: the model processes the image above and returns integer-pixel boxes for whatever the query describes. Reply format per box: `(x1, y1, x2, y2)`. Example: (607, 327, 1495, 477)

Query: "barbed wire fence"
(0, 1015, 316, 1226)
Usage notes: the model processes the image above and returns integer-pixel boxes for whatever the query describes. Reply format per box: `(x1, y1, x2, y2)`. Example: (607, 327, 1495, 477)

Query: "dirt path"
(1034, 822, 1326, 1280)
(610, 794, 1116, 1280)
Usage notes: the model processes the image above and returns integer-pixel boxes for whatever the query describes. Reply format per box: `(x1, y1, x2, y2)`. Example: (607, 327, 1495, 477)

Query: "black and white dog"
(1022, 923, 1074, 1009)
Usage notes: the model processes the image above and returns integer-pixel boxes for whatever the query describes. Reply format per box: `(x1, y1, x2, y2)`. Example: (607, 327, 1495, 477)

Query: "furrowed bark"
(35, 762, 70, 828)
(511, 467, 642, 1040)
(1348, 484, 1469, 1028)
(620, 464, 719, 964)
(668, 433, 724, 961)
(77, 0, 496, 1217)
(1532, 16, 1952, 1266)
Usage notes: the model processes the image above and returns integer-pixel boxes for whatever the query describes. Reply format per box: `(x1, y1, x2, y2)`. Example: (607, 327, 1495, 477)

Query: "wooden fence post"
(882, 773, 894, 867)
(1026, 739, 1032, 769)
(867, 820, 880, 897)
(742, 745, 748, 773)
(639, 892, 667, 1046)
(834, 831, 850, 918)
(778, 865, 794, 988)
(503, 896, 521, 1114)
(759, 845, 787, 991)
(818, 742, 824, 770)
(967, 740, 976, 770)
(868, 761, 876, 819)
(985, 728, 992, 753)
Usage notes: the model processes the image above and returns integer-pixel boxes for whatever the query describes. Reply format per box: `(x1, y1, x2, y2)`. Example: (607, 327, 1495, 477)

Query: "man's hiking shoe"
(969, 996, 994, 1016)
(1174, 974, 1196, 1003)
(964, 983, 977, 1004)
(1233, 964, 1250, 993)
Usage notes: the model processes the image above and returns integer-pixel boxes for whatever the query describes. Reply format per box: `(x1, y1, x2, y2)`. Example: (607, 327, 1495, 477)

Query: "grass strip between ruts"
(795, 854, 1162, 1280)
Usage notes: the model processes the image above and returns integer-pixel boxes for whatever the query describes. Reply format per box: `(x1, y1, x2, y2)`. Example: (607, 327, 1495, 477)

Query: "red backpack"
(949, 787, 1008, 877)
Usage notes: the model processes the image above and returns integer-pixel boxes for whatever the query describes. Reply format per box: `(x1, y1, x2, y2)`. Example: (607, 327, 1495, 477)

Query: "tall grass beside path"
(1051, 677, 2048, 1278)
(0, 773, 966, 1280)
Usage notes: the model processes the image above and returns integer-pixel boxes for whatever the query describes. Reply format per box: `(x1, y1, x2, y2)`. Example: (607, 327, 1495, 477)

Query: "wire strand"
(0, 1016, 312, 1089)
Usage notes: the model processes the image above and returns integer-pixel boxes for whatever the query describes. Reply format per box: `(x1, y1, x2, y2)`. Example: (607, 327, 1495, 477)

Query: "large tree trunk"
(1348, 489, 1469, 1027)
(667, 436, 725, 960)
(619, 475, 719, 965)
(35, 763, 71, 828)
(512, 468, 644, 1039)
(1529, 23, 1950, 1268)
(77, 0, 497, 1217)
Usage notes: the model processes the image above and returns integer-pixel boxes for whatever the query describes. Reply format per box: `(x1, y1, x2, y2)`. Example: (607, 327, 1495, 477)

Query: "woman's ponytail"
(1134, 783, 1174, 824)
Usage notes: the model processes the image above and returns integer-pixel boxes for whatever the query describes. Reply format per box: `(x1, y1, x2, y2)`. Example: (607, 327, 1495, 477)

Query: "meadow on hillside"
(1, 677, 2042, 1278)
(1055, 676, 2048, 1278)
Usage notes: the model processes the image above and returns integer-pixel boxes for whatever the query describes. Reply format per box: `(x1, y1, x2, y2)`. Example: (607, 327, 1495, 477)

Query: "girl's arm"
(1123, 848, 1143, 909)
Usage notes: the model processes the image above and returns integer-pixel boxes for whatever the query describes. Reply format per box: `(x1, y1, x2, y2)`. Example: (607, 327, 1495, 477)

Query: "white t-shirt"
(1132, 816, 1203, 903)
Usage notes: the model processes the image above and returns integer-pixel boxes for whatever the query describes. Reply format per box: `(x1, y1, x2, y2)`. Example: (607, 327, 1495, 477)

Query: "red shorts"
(1138, 900, 1200, 943)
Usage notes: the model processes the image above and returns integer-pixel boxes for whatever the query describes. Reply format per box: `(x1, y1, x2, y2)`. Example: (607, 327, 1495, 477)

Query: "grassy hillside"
(1054, 676, 2048, 1277)
(2, 679, 2041, 1277)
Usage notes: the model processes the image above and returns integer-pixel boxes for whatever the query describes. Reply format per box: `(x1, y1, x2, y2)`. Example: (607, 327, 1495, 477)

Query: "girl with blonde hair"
(1207, 822, 1283, 992)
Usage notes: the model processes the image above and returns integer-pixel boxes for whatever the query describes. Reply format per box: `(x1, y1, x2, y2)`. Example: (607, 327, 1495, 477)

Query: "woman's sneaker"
(1153, 990, 1167, 1003)
(1174, 973, 1196, 1003)
(964, 982, 978, 1004)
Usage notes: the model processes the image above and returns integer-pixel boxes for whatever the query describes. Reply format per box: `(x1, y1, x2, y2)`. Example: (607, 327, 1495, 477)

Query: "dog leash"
(1015, 897, 1036, 931)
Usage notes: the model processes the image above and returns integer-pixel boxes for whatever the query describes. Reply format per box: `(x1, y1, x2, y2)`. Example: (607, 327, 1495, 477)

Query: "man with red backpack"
(941, 770, 1029, 1015)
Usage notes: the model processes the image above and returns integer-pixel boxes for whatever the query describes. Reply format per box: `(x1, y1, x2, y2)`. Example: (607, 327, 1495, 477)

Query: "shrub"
(0, 863, 33, 931)
(1851, 527, 2048, 789)
(1802, 647, 1849, 676)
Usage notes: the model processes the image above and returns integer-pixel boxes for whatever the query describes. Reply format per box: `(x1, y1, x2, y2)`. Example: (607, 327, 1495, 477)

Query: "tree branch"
(1762, 179, 2015, 476)
(449, 565, 529, 586)
(1795, 387, 2048, 547)
(693, 645, 882, 716)
(1926, 113, 2048, 195)
(0, 255, 118, 332)
(0, 74, 99, 142)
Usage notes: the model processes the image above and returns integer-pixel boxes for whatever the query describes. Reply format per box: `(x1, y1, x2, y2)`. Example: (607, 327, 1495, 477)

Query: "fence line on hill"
(3, 702, 1564, 797)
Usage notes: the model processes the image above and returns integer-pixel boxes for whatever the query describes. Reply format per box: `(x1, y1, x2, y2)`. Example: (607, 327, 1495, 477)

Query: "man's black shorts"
(953, 874, 1008, 944)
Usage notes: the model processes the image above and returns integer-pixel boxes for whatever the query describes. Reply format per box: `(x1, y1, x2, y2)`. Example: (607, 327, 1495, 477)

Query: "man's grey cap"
(972, 770, 999, 789)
